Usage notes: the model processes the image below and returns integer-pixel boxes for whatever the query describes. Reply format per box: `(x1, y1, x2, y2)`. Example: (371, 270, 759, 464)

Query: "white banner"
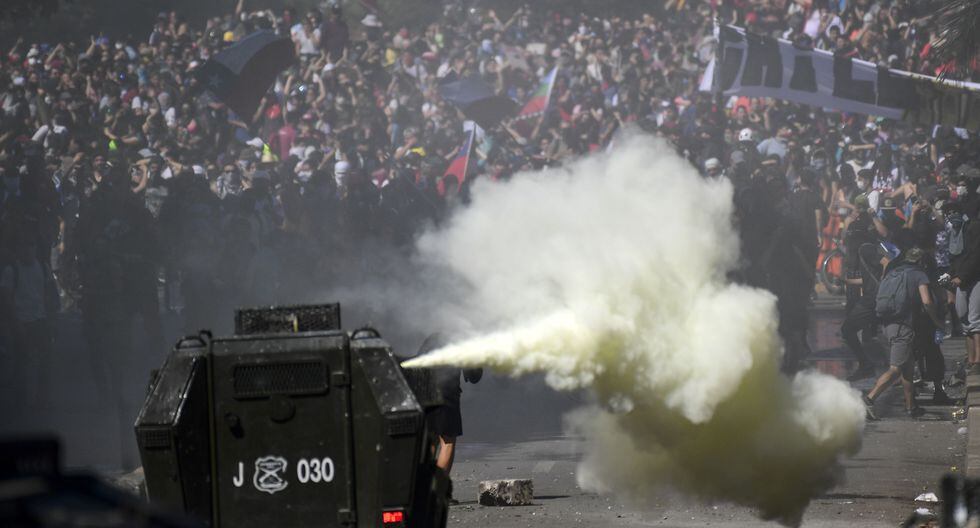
(701, 25, 980, 130)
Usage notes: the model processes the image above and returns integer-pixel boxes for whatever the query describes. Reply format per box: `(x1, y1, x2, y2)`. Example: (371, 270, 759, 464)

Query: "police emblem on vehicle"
(253, 456, 289, 494)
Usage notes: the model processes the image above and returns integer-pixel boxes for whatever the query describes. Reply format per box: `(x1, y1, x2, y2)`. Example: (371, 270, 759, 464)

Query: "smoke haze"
(404, 134, 865, 526)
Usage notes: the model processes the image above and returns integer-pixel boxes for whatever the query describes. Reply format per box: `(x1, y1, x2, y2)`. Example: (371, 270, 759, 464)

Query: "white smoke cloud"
(404, 135, 865, 526)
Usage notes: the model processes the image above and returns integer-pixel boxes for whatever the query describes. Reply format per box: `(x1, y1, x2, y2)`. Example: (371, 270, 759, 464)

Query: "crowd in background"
(0, 0, 979, 419)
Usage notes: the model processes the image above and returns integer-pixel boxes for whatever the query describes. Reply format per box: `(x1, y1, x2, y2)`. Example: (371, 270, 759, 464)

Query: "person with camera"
(840, 193, 888, 381)
(905, 197, 955, 405)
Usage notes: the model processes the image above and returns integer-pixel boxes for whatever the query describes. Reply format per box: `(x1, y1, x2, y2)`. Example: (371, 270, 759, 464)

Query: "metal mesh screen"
(233, 361, 329, 398)
(386, 413, 421, 437)
(138, 428, 172, 450)
(400, 366, 444, 409)
(234, 303, 341, 335)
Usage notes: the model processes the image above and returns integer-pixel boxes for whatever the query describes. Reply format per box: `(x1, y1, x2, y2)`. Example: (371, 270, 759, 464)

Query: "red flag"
(440, 129, 475, 196)
(511, 67, 558, 138)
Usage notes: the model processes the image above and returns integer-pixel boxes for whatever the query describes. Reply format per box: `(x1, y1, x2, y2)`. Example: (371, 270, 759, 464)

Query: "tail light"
(382, 509, 405, 526)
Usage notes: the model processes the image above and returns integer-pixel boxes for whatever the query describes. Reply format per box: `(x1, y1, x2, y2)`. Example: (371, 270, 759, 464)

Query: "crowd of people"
(0, 0, 978, 425)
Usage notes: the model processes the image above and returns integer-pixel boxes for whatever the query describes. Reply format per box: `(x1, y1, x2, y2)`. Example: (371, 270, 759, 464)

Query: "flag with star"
(195, 30, 295, 121)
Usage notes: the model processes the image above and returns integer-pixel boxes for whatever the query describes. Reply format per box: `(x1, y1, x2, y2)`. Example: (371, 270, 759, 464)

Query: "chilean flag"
(440, 129, 475, 196)
(511, 67, 558, 138)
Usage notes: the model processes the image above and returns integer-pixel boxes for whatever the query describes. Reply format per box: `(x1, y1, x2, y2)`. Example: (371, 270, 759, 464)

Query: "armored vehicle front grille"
(233, 361, 329, 398)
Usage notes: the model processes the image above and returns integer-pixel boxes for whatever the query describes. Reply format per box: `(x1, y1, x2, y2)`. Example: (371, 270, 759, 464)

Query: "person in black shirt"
(841, 198, 891, 381)
(416, 333, 482, 502)
(789, 168, 825, 276)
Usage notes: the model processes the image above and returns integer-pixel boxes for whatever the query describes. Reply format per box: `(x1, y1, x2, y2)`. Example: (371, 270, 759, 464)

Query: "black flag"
(196, 31, 296, 120)
(438, 75, 518, 130)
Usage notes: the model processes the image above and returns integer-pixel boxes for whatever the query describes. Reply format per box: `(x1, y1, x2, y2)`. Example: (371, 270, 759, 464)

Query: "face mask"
(856, 180, 867, 190)
(956, 186, 968, 196)
(297, 170, 312, 182)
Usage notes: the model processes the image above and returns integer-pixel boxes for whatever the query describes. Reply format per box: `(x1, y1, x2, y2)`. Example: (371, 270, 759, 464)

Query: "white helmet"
(738, 128, 754, 142)
(334, 160, 351, 186)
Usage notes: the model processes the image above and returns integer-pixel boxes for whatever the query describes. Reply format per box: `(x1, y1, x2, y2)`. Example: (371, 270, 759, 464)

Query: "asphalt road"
(447, 297, 970, 527)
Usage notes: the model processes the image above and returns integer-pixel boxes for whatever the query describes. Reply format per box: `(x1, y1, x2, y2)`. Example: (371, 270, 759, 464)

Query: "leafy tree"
(930, 0, 980, 77)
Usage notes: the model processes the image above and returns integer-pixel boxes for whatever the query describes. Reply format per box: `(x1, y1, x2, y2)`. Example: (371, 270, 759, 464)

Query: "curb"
(967, 373, 980, 479)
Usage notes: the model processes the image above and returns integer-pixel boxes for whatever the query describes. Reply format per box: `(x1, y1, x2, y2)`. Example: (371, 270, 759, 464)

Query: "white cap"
(738, 128, 754, 142)
(322, 62, 336, 73)
(246, 137, 265, 148)
(192, 165, 206, 176)
(361, 13, 382, 27)
(704, 158, 721, 170)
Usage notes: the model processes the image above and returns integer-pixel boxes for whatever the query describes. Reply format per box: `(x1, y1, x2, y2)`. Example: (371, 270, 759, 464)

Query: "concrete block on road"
(478, 478, 533, 506)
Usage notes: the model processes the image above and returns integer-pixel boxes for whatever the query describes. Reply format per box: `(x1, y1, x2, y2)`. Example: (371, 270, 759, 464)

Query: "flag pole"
(531, 66, 558, 140)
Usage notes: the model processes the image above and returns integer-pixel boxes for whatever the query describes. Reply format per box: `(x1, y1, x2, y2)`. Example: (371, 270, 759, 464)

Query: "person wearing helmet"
(733, 127, 761, 170)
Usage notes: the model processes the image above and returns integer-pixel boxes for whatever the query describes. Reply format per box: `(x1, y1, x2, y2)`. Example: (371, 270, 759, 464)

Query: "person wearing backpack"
(862, 243, 944, 420)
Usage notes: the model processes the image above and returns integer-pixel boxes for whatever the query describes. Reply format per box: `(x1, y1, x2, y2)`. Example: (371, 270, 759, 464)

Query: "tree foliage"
(927, 0, 980, 76)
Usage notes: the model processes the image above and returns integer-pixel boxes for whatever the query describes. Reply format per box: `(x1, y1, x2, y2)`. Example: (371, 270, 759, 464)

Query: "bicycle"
(819, 242, 844, 295)
(817, 213, 845, 296)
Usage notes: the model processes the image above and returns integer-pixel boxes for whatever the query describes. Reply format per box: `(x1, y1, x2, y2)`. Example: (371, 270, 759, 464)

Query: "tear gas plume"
(404, 135, 865, 526)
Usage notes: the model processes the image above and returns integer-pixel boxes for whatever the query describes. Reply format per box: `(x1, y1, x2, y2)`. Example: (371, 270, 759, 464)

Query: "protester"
(862, 241, 944, 420)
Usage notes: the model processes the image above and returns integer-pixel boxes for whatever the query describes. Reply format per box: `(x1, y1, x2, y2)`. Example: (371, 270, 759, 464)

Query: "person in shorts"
(862, 245, 943, 419)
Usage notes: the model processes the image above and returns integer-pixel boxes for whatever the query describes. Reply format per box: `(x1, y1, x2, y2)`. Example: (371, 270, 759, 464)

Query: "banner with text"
(700, 25, 980, 130)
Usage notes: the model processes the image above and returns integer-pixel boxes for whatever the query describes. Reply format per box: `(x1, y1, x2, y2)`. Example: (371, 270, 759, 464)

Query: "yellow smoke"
(404, 135, 865, 526)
